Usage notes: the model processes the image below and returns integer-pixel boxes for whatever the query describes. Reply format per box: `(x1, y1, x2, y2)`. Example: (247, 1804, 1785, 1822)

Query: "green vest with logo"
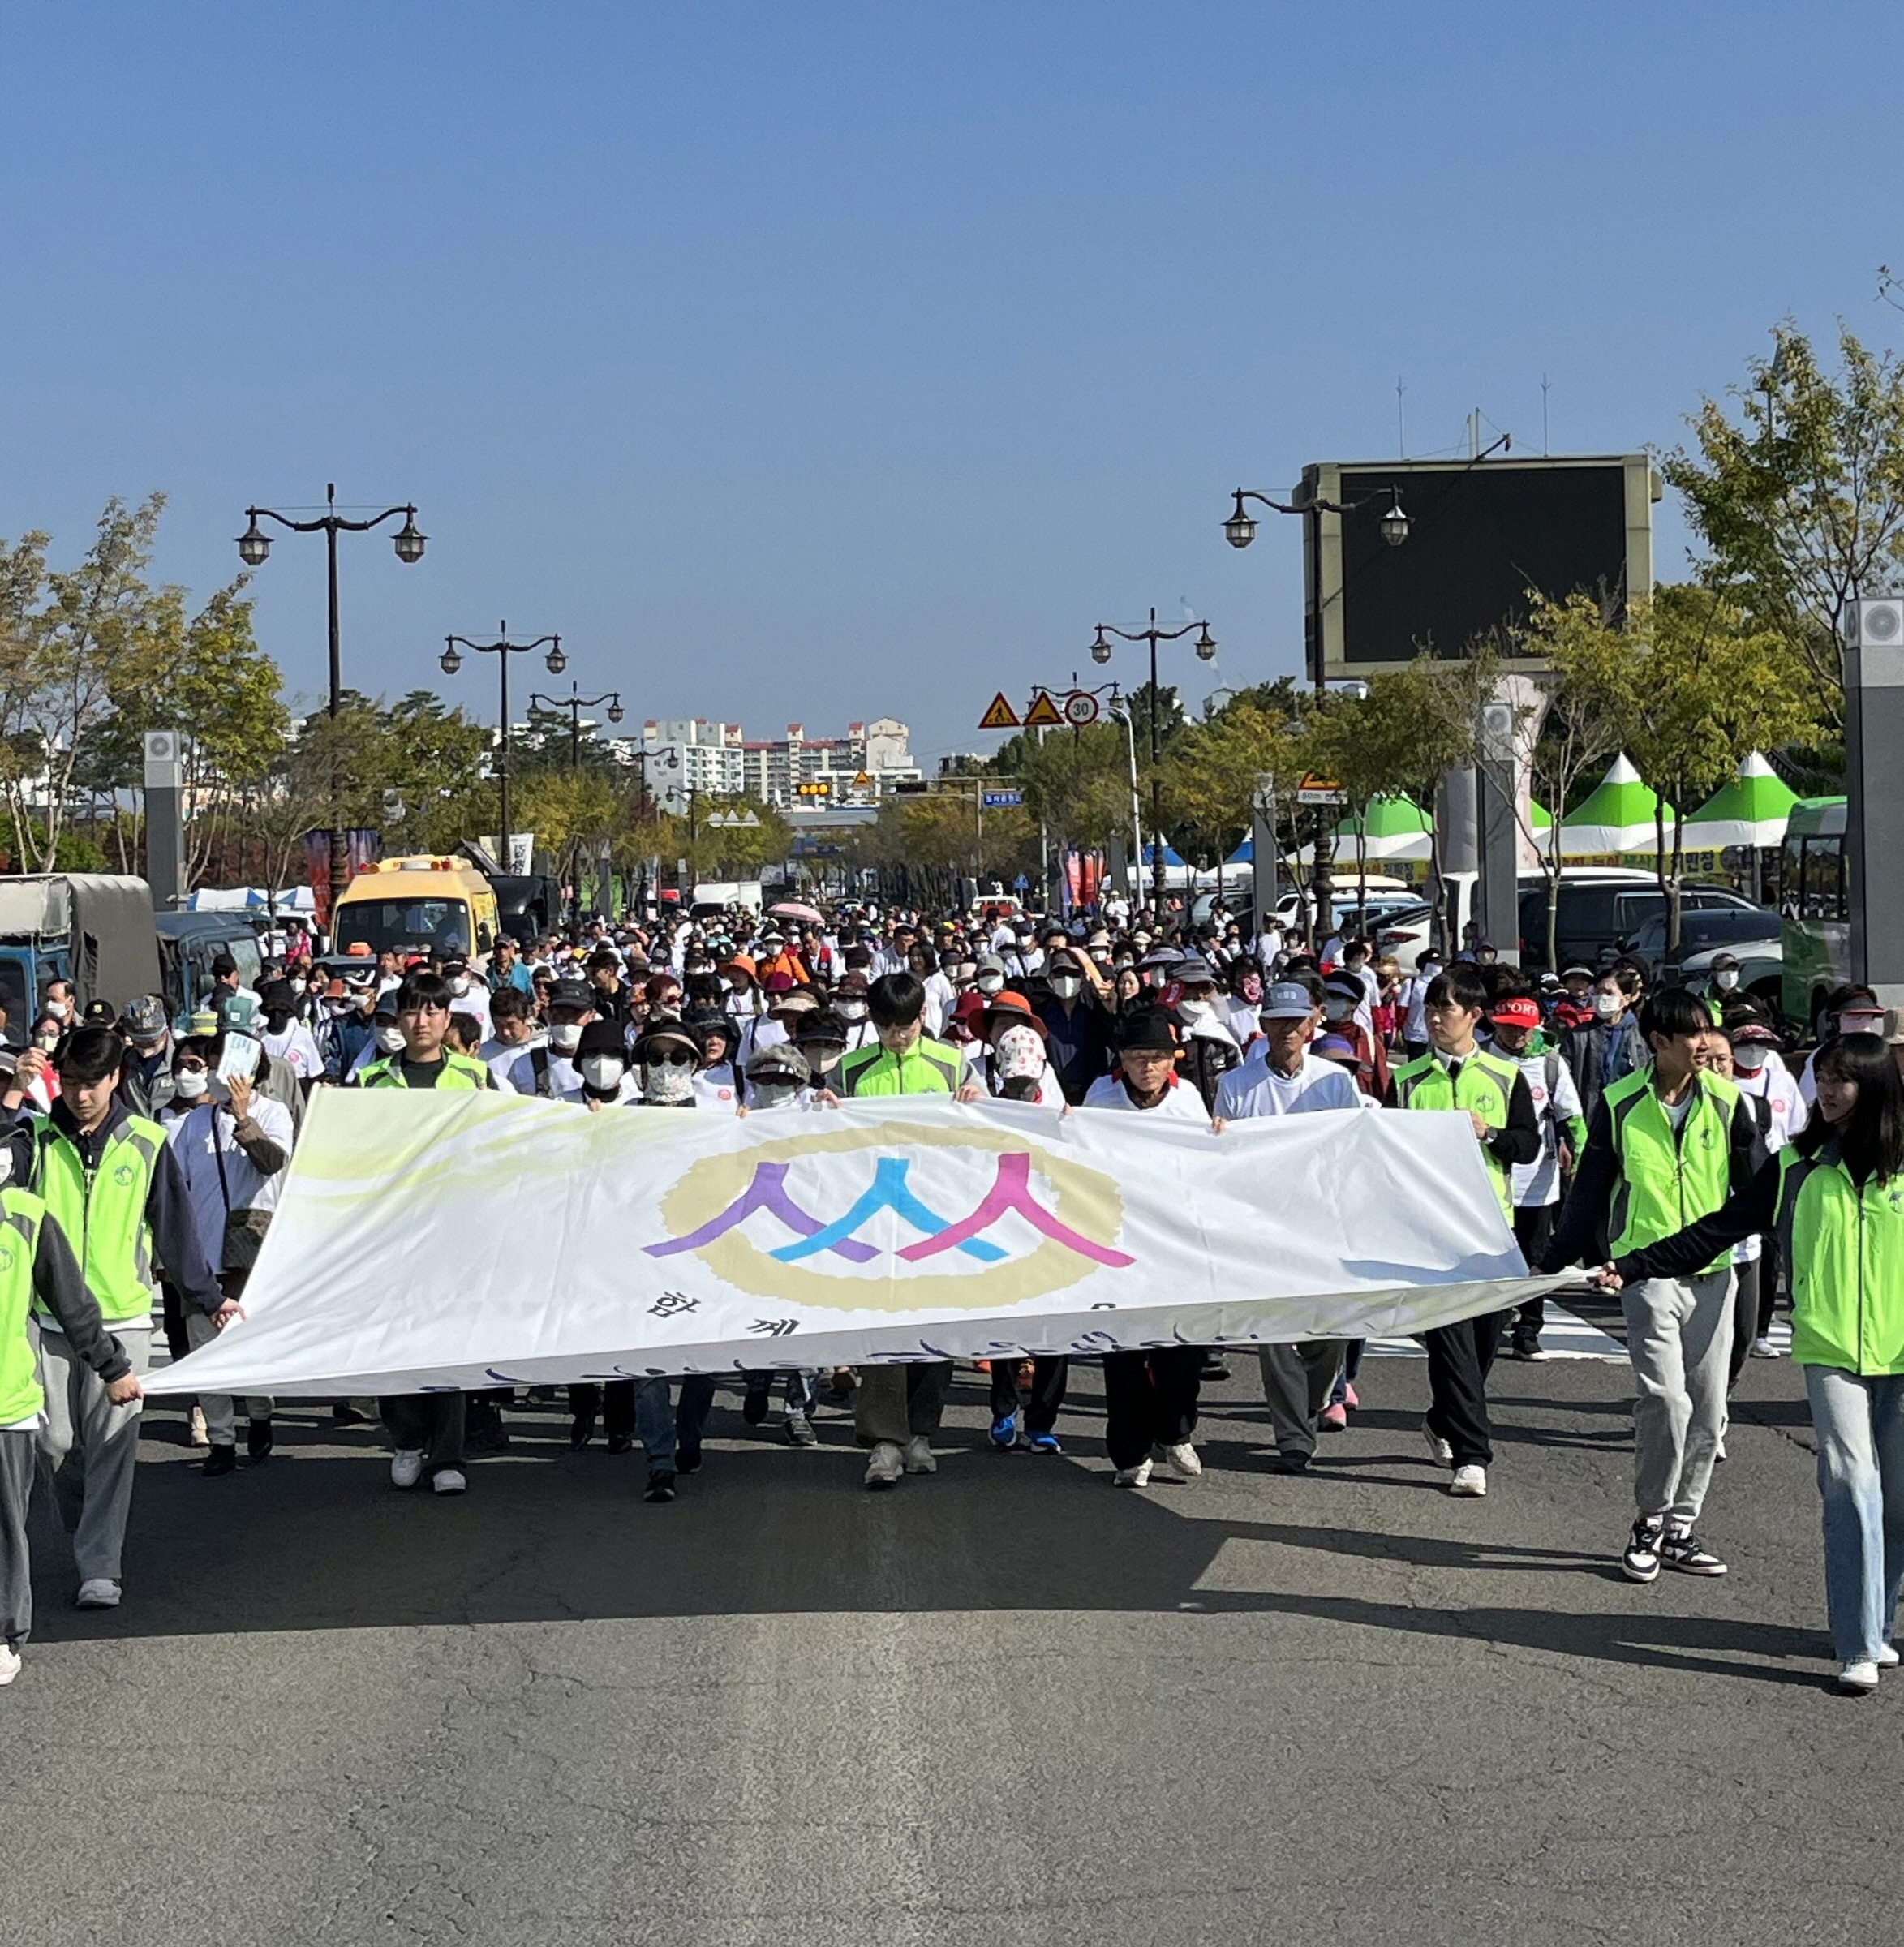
(838, 1036, 963, 1098)
(357, 1050, 492, 1090)
(28, 1113, 165, 1324)
(1393, 1047, 1520, 1217)
(1776, 1146, 1904, 1376)
(0, 1187, 49, 1425)
(1604, 1065, 1741, 1274)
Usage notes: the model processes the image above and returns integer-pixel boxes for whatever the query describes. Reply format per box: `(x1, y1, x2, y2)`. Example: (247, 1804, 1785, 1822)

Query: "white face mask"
(837, 999, 868, 1021)
(172, 1068, 209, 1101)
(1049, 974, 1082, 999)
(449, 974, 471, 996)
(1593, 991, 1622, 1021)
(548, 1021, 582, 1053)
(581, 1055, 625, 1093)
(45, 1001, 68, 1021)
(1732, 1044, 1770, 1071)
(1323, 996, 1355, 1022)
(1714, 969, 1739, 991)
(1180, 997, 1216, 1021)
(375, 1025, 406, 1054)
(977, 974, 1004, 996)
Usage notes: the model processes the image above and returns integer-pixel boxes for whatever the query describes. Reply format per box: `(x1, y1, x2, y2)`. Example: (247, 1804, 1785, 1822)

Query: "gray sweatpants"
(1, 1427, 35, 1649)
(855, 1363, 950, 1445)
(1622, 1270, 1735, 1525)
(37, 1322, 153, 1584)
(1258, 1342, 1347, 1459)
(185, 1311, 272, 1445)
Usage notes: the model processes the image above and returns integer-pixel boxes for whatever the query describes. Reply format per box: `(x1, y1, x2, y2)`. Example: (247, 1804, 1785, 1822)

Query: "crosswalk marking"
(1365, 1301, 1627, 1363)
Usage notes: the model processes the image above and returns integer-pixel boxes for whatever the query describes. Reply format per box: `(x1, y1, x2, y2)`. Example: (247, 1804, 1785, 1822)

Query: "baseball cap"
(213, 992, 258, 1034)
(1489, 997, 1542, 1029)
(1729, 1020, 1780, 1047)
(547, 980, 594, 1012)
(121, 995, 170, 1043)
(1260, 982, 1316, 1021)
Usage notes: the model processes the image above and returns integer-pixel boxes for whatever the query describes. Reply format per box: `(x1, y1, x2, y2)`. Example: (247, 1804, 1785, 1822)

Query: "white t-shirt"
(508, 1047, 580, 1098)
(445, 982, 493, 1037)
(161, 1095, 296, 1269)
(1507, 1047, 1585, 1208)
(480, 1030, 544, 1092)
(693, 1064, 741, 1111)
(1737, 1057, 1806, 1147)
(1081, 1072, 1211, 1120)
(1213, 1047, 1364, 1120)
(260, 1021, 324, 1081)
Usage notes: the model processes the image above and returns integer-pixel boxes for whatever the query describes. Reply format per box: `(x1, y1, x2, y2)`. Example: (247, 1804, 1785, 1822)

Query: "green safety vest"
(1776, 1146, 1904, 1376)
(28, 1113, 165, 1325)
(356, 1050, 493, 1090)
(1603, 1065, 1741, 1274)
(1392, 1047, 1521, 1217)
(838, 1036, 963, 1098)
(0, 1186, 48, 1425)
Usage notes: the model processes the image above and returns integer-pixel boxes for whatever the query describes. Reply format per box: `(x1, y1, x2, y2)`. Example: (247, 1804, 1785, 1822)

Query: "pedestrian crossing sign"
(1022, 690, 1064, 729)
(978, 692, 1021, 730)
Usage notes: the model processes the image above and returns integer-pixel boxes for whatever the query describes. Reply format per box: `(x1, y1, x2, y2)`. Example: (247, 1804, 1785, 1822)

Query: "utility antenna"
(1396, 377, 1406, 458)
(1541, 375, 1551, 455)
(1468, 408, 1481, 458)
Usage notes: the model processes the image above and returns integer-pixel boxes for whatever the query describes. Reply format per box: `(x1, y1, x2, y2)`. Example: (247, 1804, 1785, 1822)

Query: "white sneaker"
(187, 1405, 210, 1448)
(1156, 1441, 1202, 1480)
(1839, 1659, 1881, 1693)
(902, 1434, 937, 1475)
(1880, 1644, 1901, 1670)
(864, 1440, 905, 1488)
(75, 1579, 121, 1609)
(432, 1468, 466, 1495)
(0, 1643, 19, 1686)
(1423, 1423, 1454, 1468)
(389, 1449, 425, 1489)
(1112, 1459, 1154, 1488)
(1449, 1464, 1488, 1498)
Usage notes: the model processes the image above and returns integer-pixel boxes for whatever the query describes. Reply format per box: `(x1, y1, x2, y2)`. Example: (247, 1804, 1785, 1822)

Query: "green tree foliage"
(1665, 323, 1904, 730)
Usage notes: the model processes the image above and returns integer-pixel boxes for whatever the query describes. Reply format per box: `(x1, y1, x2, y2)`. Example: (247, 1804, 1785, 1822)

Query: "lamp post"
(438, 621, 565, 873)
(236, 483, 425, 920)
(1090, 608, 1216, 921)
(527, 682, 625, 920)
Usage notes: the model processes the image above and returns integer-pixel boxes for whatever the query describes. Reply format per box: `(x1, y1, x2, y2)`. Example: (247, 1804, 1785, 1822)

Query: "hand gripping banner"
(145, 1091, 1565, 1399)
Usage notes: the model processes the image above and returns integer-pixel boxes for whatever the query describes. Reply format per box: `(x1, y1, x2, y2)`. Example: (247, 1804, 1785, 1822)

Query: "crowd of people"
(2, 890, 1902, 1694)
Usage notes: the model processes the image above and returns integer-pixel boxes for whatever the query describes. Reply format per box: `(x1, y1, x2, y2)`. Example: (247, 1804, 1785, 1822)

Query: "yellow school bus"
(331, 856, 501, 968)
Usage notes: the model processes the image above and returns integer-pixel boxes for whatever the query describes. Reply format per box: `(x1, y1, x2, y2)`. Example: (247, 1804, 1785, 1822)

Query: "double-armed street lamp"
(1090, 608, 1218, 920)
(236, 483, 426, 914)
(529, 681, 626, 770)
(438, 622, 565, 871)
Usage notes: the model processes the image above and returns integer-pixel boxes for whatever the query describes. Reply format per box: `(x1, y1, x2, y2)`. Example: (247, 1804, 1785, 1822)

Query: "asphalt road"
(6, 1319, 1899, 1947)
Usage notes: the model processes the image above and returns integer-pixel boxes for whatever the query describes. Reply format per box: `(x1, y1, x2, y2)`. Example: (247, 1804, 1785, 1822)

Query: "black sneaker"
(741, 1388, 770, 1426)
(1510, 1330, 1546, 1362)
(1622, 1515, 1664, 1583)
(1270, 1452, 1311, 1475)
(676, 1440, 703, 1476)
(1661, 1528, 1727, 1576)
(1201, 1355, 1231, 1382)
(202, 1443, 238, 1478)
(246, 1418, 273, 1464)
(569, 1408, 597, 1451)
(606, 1432, 633, 1455)
(643, 1469, 677, 1503)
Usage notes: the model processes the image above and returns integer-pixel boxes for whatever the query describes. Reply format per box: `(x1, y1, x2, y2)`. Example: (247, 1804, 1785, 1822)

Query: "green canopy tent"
(1678, 751, 1799, 852)
(1559, 754, 1675, 857)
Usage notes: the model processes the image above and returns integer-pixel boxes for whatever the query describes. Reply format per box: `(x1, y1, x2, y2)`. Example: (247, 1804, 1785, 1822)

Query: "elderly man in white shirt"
(1213, 979, 1364, 1472)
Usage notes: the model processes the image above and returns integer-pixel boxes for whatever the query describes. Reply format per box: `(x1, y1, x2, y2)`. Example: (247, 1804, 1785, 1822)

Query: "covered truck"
(0, 873, 162, 1042)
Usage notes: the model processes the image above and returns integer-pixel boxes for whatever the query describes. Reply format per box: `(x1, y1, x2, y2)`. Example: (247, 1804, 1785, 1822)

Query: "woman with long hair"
(1601, 1034, 1904, 1691)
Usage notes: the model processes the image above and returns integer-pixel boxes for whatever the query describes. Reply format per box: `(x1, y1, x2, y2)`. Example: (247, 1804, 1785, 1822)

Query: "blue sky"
(4, 2, 1899, 772)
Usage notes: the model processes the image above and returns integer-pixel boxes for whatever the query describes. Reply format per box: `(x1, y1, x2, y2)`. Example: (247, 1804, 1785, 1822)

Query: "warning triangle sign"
(978, 691, 1021, 730)
(1022, 690, 1064, 729)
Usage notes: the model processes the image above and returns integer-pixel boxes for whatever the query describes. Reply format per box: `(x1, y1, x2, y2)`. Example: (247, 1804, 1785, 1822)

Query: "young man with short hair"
(1542, 986, 1760, 1581)
(355, 972, 498, 1091)
(1388, 964, 1540, 1499)
(0, 1026, 227, 1608)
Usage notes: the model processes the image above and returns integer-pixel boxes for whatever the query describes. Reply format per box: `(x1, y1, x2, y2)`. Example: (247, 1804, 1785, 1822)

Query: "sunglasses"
(647, 1049, 695, 1068)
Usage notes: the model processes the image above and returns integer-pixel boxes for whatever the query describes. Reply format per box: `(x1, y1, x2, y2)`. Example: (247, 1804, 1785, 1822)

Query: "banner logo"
(647, 1120, 1133, 1310)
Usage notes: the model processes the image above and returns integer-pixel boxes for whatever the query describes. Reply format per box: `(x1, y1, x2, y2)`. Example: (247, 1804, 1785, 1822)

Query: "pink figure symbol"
(896, 1152, 1134, 1267)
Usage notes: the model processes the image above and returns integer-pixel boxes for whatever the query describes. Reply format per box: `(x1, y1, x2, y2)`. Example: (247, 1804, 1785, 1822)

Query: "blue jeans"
(742, 1369, 816, 1415)
(634, 1374, 717, 1472)
(1804, 1364, 1904, 1664)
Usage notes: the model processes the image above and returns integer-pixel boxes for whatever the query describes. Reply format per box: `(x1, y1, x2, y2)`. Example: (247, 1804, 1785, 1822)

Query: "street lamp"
(439, 621, 564, 871)
(525, 681, 625, 922)
(1088, 607, 1218, 922)
(234, 482, 425, 918)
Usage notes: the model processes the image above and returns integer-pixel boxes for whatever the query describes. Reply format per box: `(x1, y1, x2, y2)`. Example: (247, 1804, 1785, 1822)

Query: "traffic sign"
(1061, 689, 1100, 727)
(1022, 690, 1064, 729)
(853, 770, 871, 787)
(981, 789, 1024, 810)
(1296, 771, 1347, 806)
(978, 692, 1021, 730)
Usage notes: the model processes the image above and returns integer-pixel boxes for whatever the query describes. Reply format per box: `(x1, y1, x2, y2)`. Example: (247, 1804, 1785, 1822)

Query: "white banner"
(146, 1092, 1559, 1399)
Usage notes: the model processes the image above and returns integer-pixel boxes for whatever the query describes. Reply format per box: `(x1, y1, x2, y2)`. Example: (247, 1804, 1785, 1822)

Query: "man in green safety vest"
(1, 1024, 228, 1613)
(0, 1145, 141, 1686)
(1542, 986, 1760, 1584)
(1388, 963, 1540, 1502)
(827, 971, 979, 1489)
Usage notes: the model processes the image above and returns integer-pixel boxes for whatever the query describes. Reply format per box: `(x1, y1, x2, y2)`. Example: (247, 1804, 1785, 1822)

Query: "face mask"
(449, 975, 471, 996)
(45, 1002, 68, 1021)
(1714, 970, 1739, 991)
(172, 1068, 209, 1101)
(1049, 974, 1082, 999)
(375, 1025, 407, 1054)
(33, 1033, 59, 1052)
(1732, 1044, 1770, 1072)
(1593, 992, 1622, 1021)
(643, 1062, 694, 1105)
(837, 999, 868, 1021)
(548, 1022, 582, 1053)
(324, 997, 352, 1016)
(977, 974, 1004, 996)
(1180, 997, 1216, 1021)
(749, 1078, 802, 1110)
(581, 1055, 625, 1093)
(995, 1024, 1045, 1081)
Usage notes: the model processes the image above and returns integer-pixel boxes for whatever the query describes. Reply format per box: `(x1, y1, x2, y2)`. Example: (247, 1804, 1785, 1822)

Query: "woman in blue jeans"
(1597, 1034, 1904, 1693)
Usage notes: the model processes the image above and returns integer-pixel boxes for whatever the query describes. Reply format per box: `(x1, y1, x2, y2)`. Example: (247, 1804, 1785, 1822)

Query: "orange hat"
(982, 991, 1047, 1039)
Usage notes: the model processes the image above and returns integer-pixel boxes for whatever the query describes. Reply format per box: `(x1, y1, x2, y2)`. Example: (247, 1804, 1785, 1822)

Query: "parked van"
(156, 912, 267, 1029)
(331, 856, 501, 967)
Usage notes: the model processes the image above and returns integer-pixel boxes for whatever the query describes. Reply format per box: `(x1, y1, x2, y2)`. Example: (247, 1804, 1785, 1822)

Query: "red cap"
(1489, 997, 1541, 1029)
